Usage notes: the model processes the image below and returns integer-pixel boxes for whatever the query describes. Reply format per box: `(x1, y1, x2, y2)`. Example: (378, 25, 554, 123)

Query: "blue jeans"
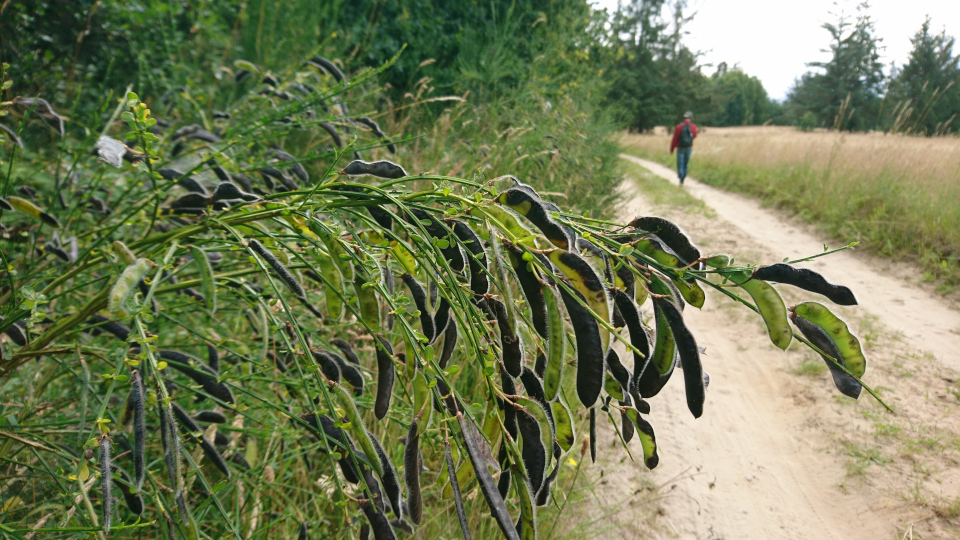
(676, 146, 692, 182)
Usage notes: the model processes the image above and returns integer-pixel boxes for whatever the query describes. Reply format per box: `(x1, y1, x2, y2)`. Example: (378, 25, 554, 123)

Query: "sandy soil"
(583, 155, 960, 540)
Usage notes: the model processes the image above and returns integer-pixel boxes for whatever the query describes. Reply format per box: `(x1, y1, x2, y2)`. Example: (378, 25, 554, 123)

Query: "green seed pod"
(728, 270, 792, 350)
(634, 236, 682, 268)
(513, 470, 538, 540)
(332, 383, 383, 477)
(8, 196, 61, 228)
(108, 258, 152, 314)
(112, 241, 137, 265)
(191, 246, 217, 313)
(355, 269, 382, 330)
(100, 435, 112, 534)
(791, 301, 866, 379)
(703, 254, 732, 269)
(673, 277, 705, 309)
(542, 285, 566, 402)
(623, 408, 659, 469)
(635, 292, 677, 398)
(550, 399, 575, 452)
(790, 312, 862, 398)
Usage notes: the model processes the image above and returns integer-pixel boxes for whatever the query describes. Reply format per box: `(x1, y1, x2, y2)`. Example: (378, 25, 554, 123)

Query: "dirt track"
(585, 155, 960, 539)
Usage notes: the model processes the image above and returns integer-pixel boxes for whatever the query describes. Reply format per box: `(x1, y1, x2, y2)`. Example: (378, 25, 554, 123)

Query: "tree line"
(2, 1, 958, 137)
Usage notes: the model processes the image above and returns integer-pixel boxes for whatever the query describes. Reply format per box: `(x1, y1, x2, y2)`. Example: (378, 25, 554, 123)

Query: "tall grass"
(621, 127, 960, 292)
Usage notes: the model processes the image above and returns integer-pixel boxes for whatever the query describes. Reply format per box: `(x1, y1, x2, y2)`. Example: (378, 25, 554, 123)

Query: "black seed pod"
(100, 436, 112, 533)
(557, 287, 605, 408)
(449, 220, 489, 295)
(130, 371, 146, 493)
(400, 274, 435, 343)
(438, 319, 458, 369)
(159, 350, 235, 404)
(329, 350, 364, 395)
(508, 246, 549, 339)
(403, 420, 422, 525)
(301, 413, 361, 483)
(114, 467, 144, 515)
(630, 216, 703, 269)
(249, 239, 304, 297)
(171, 402, 231, 477)
(86, 315, 130, 341)
(459, 415, 520, 540)
(445, 437, 472, 539)
(330, 338, 361, 366)
(497, 188, 575, 250)
(371, 434, 403, 519)
(311, 350, 341, 382)
(516, 410, 546, 494)
(489, 298, 523, 378)
(589, 407, 597, 463)
(320, 122, 344, 148)
(308, 56, 347, 83)
(407, 208, 465, 273)
(604, 348, 632, 396)
(374, 336, 395, 420)
(755, 263, 857, 306)
(3, 319, 27, 346)
(341, 159, 407, 179)
(193, 410, 227, 424)
(654, 296, 705, 418)
(206, 344, 220, 374)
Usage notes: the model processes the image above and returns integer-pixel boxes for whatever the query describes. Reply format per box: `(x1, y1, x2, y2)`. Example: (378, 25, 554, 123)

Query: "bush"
(0, 51, 882, 539)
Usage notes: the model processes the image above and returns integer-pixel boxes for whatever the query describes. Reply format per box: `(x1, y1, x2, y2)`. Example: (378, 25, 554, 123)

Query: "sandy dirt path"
(582, 156, 960, 540)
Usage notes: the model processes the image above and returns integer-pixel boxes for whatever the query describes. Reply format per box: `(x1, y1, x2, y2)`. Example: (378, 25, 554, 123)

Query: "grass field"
(621, 126, 960, 293)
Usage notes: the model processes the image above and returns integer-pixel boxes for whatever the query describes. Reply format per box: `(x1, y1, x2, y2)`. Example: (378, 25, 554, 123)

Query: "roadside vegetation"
(621, 127, 960, 294)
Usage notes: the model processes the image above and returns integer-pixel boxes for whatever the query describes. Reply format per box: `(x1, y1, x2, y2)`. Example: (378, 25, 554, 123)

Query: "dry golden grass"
(621, 126, 960, 292)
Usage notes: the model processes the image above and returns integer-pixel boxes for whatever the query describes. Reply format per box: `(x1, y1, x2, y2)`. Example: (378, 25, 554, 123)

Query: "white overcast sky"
(592, 0, 960, 100)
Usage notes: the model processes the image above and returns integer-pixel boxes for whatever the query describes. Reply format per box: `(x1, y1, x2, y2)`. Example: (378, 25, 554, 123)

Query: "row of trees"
(603, 0, 960, 135)
(598, 0, 775, 131)
(786, 4, 960, 134)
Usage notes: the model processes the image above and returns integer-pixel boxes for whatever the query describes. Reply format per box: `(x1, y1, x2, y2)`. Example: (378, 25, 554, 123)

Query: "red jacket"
(670, 120, 698, 153)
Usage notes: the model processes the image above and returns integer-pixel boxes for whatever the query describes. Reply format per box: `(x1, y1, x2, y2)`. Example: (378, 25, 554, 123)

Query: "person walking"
(669, 111, 698, 185)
